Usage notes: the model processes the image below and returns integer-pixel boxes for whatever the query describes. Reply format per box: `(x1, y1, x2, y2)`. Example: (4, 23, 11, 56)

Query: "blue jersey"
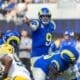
(34, 54, 69, 75)
(60, 39, 76, 50)
(50, 38, 76, 53)
(32, 20, 55, 57)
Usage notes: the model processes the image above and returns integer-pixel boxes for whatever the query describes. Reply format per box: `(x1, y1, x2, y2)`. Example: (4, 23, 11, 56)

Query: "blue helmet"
(60, 45, 79, 64)
(70, 31, 75, 37)
(64, 31, 75, 37)
(3, 30, 21, 47)
(64, 31, 70, 36)
(38, 7, 51, 24)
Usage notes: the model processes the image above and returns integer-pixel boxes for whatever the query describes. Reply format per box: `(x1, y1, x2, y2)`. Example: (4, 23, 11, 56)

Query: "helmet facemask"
(39, 15, 51, 25)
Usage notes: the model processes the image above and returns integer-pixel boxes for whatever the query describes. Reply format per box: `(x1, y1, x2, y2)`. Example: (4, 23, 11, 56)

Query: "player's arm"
(49, 59, 61, 80)
(49, 63, 58, 80)
(24, 16, 39, 31)
(0, 55, 12, 79)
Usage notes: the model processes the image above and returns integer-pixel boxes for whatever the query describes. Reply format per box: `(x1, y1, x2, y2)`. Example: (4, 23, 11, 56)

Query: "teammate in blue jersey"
(51, 31, 77, 53)
(60, 31, 76, 49)
(32, 45, 79, 80)
(30, 7, 56, 58)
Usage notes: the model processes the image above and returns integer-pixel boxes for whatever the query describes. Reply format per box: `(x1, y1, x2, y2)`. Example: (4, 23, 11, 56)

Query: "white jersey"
(6, 54, 31, 80)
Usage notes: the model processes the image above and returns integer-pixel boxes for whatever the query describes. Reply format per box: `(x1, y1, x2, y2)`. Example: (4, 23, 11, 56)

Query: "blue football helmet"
(60, 45, 79, 64)
(38, 7, 51, 25)
(3, 30, 21, 47)
(64, 31, 70, 36)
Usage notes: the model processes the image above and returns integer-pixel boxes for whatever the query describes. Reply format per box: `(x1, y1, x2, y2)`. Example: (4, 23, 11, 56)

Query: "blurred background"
(0, 0, 80, 35)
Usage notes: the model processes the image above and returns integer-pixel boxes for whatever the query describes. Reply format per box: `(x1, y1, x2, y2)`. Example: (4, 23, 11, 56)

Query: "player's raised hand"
(30, 19, 39, 31)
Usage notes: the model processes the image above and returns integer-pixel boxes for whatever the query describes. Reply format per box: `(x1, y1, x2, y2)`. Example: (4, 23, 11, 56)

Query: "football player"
(0, 43, 31, 80)
(30, 7, 56, 57)
(29, 8, 56, 68)
(32, 45, 79, 80)
(3, 30, 21, 56)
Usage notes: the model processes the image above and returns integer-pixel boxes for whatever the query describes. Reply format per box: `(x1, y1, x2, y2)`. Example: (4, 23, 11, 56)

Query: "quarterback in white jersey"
(0, 44, 31, 80)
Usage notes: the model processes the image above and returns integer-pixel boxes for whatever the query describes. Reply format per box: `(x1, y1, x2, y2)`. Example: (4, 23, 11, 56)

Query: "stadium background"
(0, 0, 80, 35)
(0, 19, 80, 33)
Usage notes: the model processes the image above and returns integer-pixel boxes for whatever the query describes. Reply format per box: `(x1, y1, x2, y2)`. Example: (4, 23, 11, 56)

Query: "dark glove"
(2, 72, 8, 79)
(0, 72, 8, 80)
(0, 72, 4, 80)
